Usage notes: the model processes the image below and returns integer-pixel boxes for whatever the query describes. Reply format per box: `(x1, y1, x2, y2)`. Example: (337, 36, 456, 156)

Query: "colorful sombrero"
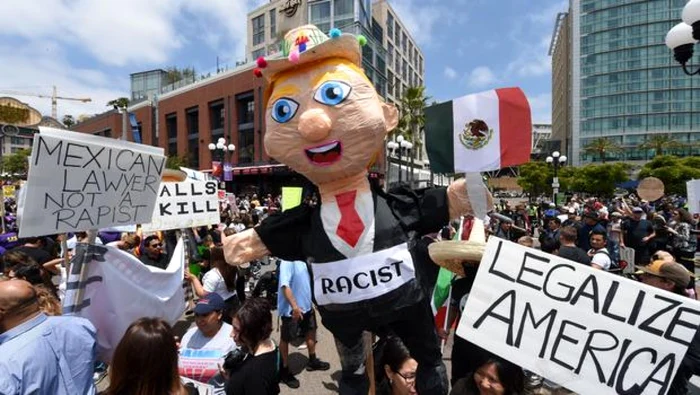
(253, 25, 366, 81)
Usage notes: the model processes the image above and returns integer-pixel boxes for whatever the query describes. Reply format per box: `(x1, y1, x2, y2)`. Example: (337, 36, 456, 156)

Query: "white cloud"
(390, 0, 466, 46)
(527, 92, 552, 124)
(0, 0, 260, 67)
(467, 66, 498, 88)
(444, 66, 458, 80)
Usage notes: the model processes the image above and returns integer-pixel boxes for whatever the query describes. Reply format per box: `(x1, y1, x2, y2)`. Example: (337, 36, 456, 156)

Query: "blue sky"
(0, 0, 567, 123)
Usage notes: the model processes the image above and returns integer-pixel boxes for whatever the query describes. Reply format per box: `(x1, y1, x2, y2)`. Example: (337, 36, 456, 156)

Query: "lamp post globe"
(682, 0, 700, 29)
(559, 155, 567, 163)
(545, 156, 554, 164)
(397, 135, 404, 144)
(228, 144, 236, 152)
(208, 143, 216, 151)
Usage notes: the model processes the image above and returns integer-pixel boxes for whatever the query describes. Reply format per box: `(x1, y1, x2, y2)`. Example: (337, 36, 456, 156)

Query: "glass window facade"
(252, 15, 265, 46)
(578, 0, 700, 162)
(310, 1, 331, 33)
(334, 0, 354, 29)
(387, 12, 394, 40)
(269, 9, 276, 38)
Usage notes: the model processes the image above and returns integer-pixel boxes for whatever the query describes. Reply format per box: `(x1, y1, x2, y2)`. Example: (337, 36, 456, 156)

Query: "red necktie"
(335, 190, 364, 247)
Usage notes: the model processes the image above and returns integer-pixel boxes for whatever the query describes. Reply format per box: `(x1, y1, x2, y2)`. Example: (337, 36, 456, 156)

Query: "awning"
(231, 164, 289, 175)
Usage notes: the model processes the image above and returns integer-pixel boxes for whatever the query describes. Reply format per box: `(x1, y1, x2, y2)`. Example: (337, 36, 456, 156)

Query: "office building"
(551, 0, 700, 165)
(371, 0, 424, 105)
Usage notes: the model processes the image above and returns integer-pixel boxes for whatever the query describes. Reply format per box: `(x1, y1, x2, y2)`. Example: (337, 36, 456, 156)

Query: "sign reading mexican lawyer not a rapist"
(459, 239, 700, 395)
(140, 180, 220, 232)
(19, 127, 165, 237)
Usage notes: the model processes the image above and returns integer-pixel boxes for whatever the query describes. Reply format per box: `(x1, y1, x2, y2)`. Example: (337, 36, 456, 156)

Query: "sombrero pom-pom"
(256, 56, 268, 68)
(329, 28, 341, 38)
(288, 48, 300, 63)
(357, 35, 368, 46)
(253, 68, 263, 78)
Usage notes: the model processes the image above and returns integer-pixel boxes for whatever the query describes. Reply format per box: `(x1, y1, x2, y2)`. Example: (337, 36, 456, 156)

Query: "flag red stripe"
(496, 88, 532, 167)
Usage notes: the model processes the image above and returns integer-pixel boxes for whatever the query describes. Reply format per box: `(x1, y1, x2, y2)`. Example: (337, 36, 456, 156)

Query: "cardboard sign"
(458, 239, 700, 395)
(687, 179, 700, 214)
(62, 239, 187, 362)
(141, 180, 220, 232)
(19, 127, 165, 237)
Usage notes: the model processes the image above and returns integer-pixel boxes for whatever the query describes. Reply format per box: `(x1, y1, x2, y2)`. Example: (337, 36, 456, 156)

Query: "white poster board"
(62, 238, 187, 362)
(458, 239, 700, 395)
(141, 180, 220, 232)
(19, 127, 165, 237)
(687, 179, 700, 215)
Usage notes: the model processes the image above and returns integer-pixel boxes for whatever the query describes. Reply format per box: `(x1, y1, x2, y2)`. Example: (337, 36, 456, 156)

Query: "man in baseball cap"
(194, 292, 226, 315)
(636, 258, 694, 296)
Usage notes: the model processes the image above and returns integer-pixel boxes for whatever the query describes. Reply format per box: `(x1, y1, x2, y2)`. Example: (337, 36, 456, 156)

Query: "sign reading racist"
(19, 128, 165, 237)
(141, 180, 219, 232)
(458, 239, 700, 395)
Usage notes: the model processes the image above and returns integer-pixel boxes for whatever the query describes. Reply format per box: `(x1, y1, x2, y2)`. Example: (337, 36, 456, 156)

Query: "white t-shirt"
(589, 248, 612, 270)
(180, 322, 236, 352)
(202, 268, 237, 300)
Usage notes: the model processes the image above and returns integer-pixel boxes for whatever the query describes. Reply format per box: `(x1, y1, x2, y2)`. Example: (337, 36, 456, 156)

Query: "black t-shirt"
(225, 349, 280, 395)
(622, 219, 653, 248)
(139, 253, 168, 269)
(10, 245, 52, 265)
(558, 245, 591, 265)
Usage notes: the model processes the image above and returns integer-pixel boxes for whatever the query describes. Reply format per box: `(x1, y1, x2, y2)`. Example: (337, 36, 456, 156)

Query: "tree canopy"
(638, 155, 700, 195)
(0, 148, 31, 177)
(166, 154, 189, 170)
(638, 135, 684, 157)
(107, 97, 130, 110)
(517, 161, 630, 198)
(581, 138, 622, 163)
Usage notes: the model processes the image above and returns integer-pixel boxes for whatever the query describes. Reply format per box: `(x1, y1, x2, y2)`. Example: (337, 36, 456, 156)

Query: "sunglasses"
(149, 243, 162, 248)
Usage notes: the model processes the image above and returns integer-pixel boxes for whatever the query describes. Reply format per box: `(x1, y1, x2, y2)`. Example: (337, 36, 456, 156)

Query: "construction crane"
(0, 85, 92, 120)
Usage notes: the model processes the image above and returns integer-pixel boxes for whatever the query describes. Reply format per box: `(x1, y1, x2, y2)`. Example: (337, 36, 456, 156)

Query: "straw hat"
(428, 240, 486, 278)
(253, 25, 363, 81)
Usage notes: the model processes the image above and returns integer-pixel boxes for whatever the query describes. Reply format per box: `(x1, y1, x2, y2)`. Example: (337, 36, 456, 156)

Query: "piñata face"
(264, 58, 397, 185)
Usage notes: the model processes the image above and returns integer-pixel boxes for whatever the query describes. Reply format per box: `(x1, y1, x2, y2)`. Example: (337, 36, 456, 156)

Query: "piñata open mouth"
(304, 140, 342, 166)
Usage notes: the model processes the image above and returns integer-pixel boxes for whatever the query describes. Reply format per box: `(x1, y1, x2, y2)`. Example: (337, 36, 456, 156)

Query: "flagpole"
(71, 229, 98, 315)
(441, 285, 452, 354)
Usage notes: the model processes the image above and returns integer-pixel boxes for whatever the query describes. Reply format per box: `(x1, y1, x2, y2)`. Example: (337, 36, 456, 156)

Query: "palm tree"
(107, 97, 130, 110)
(638, 134, 684, 157)
(62, 114, 75, 128)
(582, 137, 622, 163)
(395, 86, 429, 185)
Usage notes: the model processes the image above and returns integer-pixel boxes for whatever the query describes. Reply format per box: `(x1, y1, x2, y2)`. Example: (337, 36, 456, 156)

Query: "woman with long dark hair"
(450, 356, 525, 395)
(185, 246, 239, 322)
(224, 298, 280, 395)
(108, 317, 196, 395)
(377, 336, 418, 395)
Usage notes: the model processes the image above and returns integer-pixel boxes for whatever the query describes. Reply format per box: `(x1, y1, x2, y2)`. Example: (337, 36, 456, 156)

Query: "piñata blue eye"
(270, 98, 299, 123)
(314, 81, 352, 106)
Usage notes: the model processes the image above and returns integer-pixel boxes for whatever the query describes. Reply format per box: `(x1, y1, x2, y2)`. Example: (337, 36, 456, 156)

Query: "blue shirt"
(277, 260, 312, 317)
(0, 313, 97, 395)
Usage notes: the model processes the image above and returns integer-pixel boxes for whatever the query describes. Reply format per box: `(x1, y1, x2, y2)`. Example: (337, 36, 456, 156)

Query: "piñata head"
(256, 25, 398, 185)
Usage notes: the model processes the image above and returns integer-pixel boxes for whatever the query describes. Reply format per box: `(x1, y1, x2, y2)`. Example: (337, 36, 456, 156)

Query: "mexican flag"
(424, 87, 532, 173)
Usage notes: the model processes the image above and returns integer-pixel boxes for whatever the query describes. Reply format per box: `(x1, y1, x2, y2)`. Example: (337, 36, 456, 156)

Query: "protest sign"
(282, 186, 303, 212)
(62, 238, 187, 362)
(141, 180, 219, 232)
(3, 185, 15, 198)
(687, 179, 700, 214)
(179, 348, 230, 384)
(180, 377, 215, 395)
(19, 127, 165, 237)
(458, 239, 700, 395)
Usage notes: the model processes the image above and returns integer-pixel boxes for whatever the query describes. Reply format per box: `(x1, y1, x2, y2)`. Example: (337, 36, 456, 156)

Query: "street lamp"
(208, 137, 235, 186)
(395, 135, 413, 184)
(545, 151, 567, 205)
(386, 140, 399, 189)
(665, 0, 700, 75)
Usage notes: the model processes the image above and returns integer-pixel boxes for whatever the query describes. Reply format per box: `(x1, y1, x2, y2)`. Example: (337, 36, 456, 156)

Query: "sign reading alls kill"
(458, 239, 700, 395)
(19, 127, 165, 237)
(141, 180, 220, 232)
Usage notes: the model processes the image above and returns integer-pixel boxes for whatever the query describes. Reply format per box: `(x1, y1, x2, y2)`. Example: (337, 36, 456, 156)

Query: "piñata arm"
(222, 229, 270, 266)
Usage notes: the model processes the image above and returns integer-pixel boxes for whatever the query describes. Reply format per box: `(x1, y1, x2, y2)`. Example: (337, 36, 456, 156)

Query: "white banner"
(687, 179, 700, 215)
(62, 238, 187, 362)
(19, 127, 165, 237)
(141, 180, 220, 232)
(458, 239, 700, 395)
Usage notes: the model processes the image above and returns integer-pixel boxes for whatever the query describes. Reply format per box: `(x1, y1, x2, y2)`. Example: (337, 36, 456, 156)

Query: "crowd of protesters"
(2, 184, 700, 394)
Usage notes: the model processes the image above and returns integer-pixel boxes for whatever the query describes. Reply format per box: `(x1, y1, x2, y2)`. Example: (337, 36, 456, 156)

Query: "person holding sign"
(636, 258, 700, 395)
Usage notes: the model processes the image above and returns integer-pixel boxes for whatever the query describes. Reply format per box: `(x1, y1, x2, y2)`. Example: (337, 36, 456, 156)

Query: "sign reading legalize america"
(458, 239, 700, 395)
(19, 127, 165, 237)
(424, 87, 532, 173)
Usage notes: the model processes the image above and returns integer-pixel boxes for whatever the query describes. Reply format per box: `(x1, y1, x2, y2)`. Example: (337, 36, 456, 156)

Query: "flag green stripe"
(424, 101, 455, 174)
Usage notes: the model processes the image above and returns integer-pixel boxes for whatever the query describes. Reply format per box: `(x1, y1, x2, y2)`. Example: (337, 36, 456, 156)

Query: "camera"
(222, 347, 249, 372)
